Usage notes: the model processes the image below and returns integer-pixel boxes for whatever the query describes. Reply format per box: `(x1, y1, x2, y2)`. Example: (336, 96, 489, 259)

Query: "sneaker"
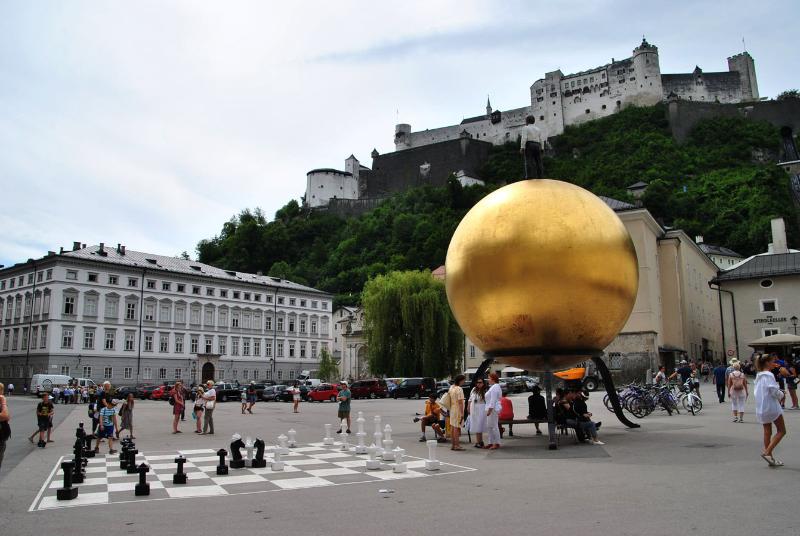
(536, 430, 543, 435)
(437, 437, 447, 443)
(109, 449, 117, 454)
(733, 417, 739, 422)
(592, 440, 605, 445)
(346, 429, 351, 434)
(419, 436, 427, 442)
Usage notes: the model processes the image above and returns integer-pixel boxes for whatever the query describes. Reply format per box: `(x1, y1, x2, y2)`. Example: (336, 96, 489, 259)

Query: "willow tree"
(362, 270, 463, 378)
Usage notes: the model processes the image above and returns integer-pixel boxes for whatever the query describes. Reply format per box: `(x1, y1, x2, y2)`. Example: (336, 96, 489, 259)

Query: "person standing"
(240, 389, 248, 415)
(28, 392, 54, 447)
(520, 115, 546, 179)
(468, 378, 487, 448)
(202, 381, 216, 435)
(247, 382, 257, 414)
(787, 359, 799, 410)
(193, 386, 205, 434)
(713, 362, 727, 403)
(448, 375, 466, 450)
(7, 383, 13, 396)
(0, 383, 10, 470)
(754, 353, 786, 466)
(653, 366, 667, 385)
(337, 382, 352, 434)
(117, 393, 135, 439)
(291, 382, 301, 413)
(484, 373, 502, 450)
(51, 385, 60, 404)
(98, 398, 118, 455)
(170, 381, 185, 434)
(727, 362, 748, 422)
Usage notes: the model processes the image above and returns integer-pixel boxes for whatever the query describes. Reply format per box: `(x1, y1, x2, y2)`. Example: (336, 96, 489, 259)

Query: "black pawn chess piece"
(126, 448, 139, 474)
(120, 443, 130, 470)
(251, 439, 266, 468)
(56, 461, 79, 501)
(230, 437, 245, 469)
(83, 432, 95, 458)
(173, 456, 188, 485)
(216, 448, 229, 475)
(134, 463, 150, 496)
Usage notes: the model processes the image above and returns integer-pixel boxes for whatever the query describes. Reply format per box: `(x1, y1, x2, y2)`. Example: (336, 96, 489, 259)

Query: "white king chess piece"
(277, 434, 290, 455)
(373, 416, 384, 456)
(355, 412, 367, 454)
(323, 424, 334, 446)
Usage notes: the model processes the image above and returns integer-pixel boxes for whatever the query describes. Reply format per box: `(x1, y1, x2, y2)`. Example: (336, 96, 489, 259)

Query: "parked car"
(436, 380, 451, 391)
(262, 385, 288, 402)
(151, 383, 176, 401)
(277, 384, 309, 402)
(214, 382, 242, 402)
(241, 382, 269, 399)
(113, 385, 142, 399)
(392, 377, 436, 399)
(307, 384, 341, 402)
(135, 384, 157, 399)
(350, 379, 388, 399)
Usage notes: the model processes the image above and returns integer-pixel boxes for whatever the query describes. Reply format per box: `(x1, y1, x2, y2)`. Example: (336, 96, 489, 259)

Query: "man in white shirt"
(520, 115, 546, 179)
(202, 380, 216, 435)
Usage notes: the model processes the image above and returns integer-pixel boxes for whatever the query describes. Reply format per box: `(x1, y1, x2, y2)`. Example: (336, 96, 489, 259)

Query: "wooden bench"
(499, 418, 545, 437)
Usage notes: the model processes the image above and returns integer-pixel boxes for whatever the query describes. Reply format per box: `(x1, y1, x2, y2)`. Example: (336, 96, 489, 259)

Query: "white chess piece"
(425, 439, 440, 471)
(355, 413, 367, 454)
(393, 447, 407, 473)
(323, 424, 334, 446)
(277, 434, 290, 455)
(381, 424, 395, 461)
(271, 449, 285, 471)
(365, 444, 381, 470)
(287, 429, 297, 448)
(339, 427, 350, 451)
(373, 416, 384, 456)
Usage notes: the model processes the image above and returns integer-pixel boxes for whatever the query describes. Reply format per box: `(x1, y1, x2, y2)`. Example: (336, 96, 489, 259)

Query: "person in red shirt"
(498, 392, 514, 436)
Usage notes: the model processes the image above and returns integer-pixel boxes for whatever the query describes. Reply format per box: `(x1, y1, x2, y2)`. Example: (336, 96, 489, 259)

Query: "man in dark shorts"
(28, 392, 54, 448)
(336, 381, 351, 434)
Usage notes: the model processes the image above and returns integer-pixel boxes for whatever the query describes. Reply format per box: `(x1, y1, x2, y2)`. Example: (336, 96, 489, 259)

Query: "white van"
(303, 379, 322, 388)
(30, 374, 71, 394)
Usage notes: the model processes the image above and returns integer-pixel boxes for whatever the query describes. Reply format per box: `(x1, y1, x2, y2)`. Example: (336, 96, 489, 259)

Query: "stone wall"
(667, 98, 800, 143)
(604, 331, 658, 383)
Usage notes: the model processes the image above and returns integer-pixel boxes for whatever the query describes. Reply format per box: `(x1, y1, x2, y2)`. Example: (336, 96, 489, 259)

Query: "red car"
(350, 379, 388, 399)
(151, 383, 175, 401)
(307, 384, 341, 402)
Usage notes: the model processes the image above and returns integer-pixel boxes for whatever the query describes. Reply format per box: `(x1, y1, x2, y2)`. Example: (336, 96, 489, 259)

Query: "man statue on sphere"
(520, 115, 546, 179)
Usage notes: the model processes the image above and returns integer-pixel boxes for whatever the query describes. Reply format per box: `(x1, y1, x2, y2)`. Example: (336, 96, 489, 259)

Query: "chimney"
(59, 247, 64, 254)
(120, 245, 126, 256)
(72, 241, 81, 251)
(695, 235, 704, 244)
(256, 271, 263, 276)
(771, 218, 788, 254)
(99, 243, 105, 253)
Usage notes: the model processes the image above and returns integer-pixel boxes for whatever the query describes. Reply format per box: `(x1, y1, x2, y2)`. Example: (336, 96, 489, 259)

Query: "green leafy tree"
(362, 270, 463, 378)
(776, 89, 800, 101)
(317, 347, 338, 382)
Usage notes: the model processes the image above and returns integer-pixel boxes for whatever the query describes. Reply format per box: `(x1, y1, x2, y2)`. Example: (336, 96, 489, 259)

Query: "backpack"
(731, 372, 745, 390)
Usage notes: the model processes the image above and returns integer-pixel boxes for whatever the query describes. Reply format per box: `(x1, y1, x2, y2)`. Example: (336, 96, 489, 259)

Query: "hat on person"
(341, 381, 348, 386)
(680, 360, 688, 365)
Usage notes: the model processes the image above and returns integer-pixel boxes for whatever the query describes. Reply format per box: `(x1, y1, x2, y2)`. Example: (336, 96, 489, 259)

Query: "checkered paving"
(31, 442, 475, 510)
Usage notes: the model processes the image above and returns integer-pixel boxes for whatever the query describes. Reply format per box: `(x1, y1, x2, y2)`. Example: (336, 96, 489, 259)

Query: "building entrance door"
(202, 362, 215, 384)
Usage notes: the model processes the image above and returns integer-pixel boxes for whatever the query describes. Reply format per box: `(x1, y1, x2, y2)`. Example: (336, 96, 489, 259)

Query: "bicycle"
(681, 379, 703, 415)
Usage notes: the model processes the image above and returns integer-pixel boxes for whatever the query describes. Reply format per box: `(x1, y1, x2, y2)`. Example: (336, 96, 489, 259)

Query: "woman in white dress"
(468, 378, 488, 448)
(754, 353, 786, 466)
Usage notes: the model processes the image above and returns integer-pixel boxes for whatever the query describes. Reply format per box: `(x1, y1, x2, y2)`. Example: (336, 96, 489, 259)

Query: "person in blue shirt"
(713, 362, 728, 403)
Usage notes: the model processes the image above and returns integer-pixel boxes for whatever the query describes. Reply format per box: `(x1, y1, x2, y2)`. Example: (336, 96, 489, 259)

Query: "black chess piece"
(252, 439, 266, 468)
(230, 437, 245, 469)
(134, 463, 150, 496)
(56, 460, 79, 501)
(216, 448, 229, 475)
(83, 430, 95, 458)
(126, 448, 139, 474)
(120, 443, 130, 470)
(72, 438, 86, 484)
(173, 456, 188, 485)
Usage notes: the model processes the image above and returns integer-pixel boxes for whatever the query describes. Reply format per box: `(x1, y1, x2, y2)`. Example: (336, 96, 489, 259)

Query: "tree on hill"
(777, 89, 800, 101)
(361, 270, 463, 378)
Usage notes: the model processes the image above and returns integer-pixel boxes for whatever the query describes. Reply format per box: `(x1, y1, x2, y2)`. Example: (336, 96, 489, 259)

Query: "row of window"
(50, 327, 329, 358)
(48, 365, 299, 382)
(0, 269, 54, 290)
(0, 291, 52, 323)
(0, 326, 48, 351)
(62, 269, 328, 309)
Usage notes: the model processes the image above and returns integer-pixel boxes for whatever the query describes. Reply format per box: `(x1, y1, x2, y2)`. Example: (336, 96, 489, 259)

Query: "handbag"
(168, 396, 175, 406)
(0, 420, 10, 442)
(439, 390, 451, 411)
(205, 400, 216, 410)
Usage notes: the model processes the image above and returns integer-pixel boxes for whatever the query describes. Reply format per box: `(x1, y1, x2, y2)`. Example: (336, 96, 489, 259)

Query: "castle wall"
(396, 106, 530, 150)
(662, 71, 743, 103)
(667, 99, 800, 142)
(305, 170, 359, 208)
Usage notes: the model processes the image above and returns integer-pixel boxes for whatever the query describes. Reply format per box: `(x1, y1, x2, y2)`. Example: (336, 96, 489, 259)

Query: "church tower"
(486, 96, 492, 116)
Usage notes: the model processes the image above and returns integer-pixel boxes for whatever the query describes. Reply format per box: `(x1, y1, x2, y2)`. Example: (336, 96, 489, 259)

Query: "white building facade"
(0, 244, 334, 388)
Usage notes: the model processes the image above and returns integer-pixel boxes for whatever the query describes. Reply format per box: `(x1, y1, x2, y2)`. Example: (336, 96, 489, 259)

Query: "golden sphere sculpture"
(445, 179, 639, 372)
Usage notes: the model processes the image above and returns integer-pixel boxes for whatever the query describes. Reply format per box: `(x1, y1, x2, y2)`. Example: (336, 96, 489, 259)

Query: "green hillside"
(197, 104, 798, 305)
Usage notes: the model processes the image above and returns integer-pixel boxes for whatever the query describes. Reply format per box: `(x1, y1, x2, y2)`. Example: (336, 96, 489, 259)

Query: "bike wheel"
(692, 398, 703, 414)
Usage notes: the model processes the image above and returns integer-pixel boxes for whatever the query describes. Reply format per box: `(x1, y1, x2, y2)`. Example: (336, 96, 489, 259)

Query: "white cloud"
(0, 0, 797, 266)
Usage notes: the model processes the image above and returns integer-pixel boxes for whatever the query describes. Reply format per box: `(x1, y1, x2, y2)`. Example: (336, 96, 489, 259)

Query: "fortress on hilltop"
(305, 38, 761, 212)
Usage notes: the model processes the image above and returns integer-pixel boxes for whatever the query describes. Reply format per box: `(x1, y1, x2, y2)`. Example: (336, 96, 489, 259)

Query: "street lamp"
(791, 315, 798, 335)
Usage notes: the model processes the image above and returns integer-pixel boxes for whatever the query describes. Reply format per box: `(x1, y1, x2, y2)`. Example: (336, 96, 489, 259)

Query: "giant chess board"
(31, 442, 475, 510)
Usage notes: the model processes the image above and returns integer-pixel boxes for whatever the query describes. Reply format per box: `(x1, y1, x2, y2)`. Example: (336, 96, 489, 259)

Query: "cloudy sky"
(1, 0, 797, 267)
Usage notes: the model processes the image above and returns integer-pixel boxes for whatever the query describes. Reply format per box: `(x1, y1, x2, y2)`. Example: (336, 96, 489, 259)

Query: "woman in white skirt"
(485, 373, 503, 450)
(754, 353, 787, 466)
(727, 362, 748, 422)
(468, 378, 488, 448)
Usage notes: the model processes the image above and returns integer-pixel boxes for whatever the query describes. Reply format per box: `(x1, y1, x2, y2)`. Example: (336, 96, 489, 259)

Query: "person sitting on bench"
(571, 390, 604, 445)
(527, 385, 547, 435)
(414, 393, 446, 442)
(498, 391, 514, 437)
(558, 391, 586, 442)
